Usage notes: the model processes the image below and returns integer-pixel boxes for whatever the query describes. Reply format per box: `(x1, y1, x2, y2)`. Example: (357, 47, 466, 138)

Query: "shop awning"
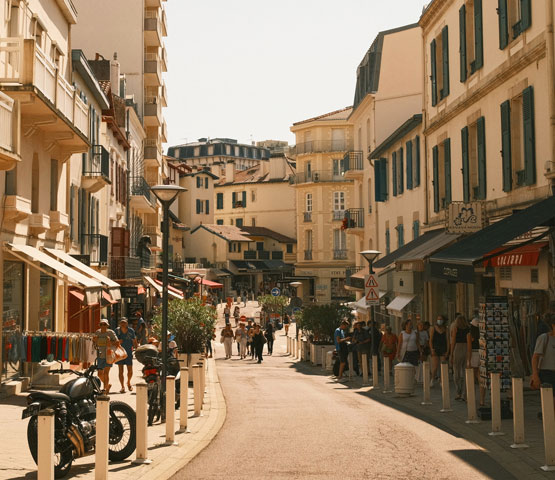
(7, 244, 102, 304)
(351, 267, 368, 279)
(45, 248, 121, 300)
(262, 260, 291, 271)
(137, 285, 146, 295)
(102, 291, 117, 304)
(483, 241, 548, 267)
(396, 231, 460, 266)
(69, 289, 85, 302)
(212, 268, 232, 277)
(386, 294, 415, 314)
(144, 275, 162, 294)
(154, 279, 184, 299)
(195, 278, 223, 288)
(354, 293, 387, 313)
(168, 273, 192, 284)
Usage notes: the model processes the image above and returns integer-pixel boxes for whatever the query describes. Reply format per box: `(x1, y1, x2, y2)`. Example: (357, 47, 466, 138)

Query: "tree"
(297, 303, 353, 344)
(257, 294, 289, 314)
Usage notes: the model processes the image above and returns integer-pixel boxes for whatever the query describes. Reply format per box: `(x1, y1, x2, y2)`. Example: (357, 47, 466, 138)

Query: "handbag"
(114, 345, 128, 363)
(106, 348, 116, 364)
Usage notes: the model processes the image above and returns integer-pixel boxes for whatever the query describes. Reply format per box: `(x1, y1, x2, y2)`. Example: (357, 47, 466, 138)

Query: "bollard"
(540, 384, 555, 471)
(421, 361, 432, 406)
(361, 353, 369, 385)
(347, 351, 354, 381)
(372, 355, 379, 388)
(465, 368, 479, 423)
(440, 362, 452, 413)
(510, 377, 527, 448)
(321, 347, 327, 371)
(37, 409, 55, 480)
(286, 337, 290, 354)
(488, 372, 505, 436)
(198, 360, 206, 405)
(383, 358, 391, 393)
(95, 396, 110, 480)
(165, 376, 177, 445)
(133, 383, 152, 464)
(192, 365, 202, 417)
(179, 368, 189, 433)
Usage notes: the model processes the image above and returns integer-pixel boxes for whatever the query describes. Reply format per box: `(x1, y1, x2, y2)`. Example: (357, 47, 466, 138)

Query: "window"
(196, 199, 203, 214)
(196, 177, 202, 188)
(5, 165, 16, 195)
(432, 138, 452, 212)
(392, 148, 404, 196)
(331, 128, 345, 151)
(501, 86, 535, 191)
(406, 137, 421, 190)
(413, 220, 420, 240)
(333, 191, 345, 212)
(460, 0, 483, 82)
(208, 145, 214, 155)
(385, 228, 391, 255)
(305, 193, 312, 213)
(461, 116, 486, 201)
(396, 224, 404, 248)
(374, 158, 388, 202)
(216, 192, 223, 209)
(498, 0, 531, 48)
(332, 158, 347, 178)
(286, 244, 293, 254)
(251, 217, 256, 227)
(256, 242, 264, 251)
(430, 26, 450, 106)
(232, 191, 246, 208)
(216, 219, 223, 225)
(204, 177, 208, 189)
(333, 229, 346, 250)
(236, 218, 243, 227)
(531, 268, 539, 283)
(251, 190, 256, 202)
(306, 162, 312, 181)
(305, 230, 313, 251)
(205, 200, 209, 214)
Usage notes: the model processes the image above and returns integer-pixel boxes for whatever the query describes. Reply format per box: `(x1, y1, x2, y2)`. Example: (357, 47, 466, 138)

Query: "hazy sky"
(164, 1, 428, 149)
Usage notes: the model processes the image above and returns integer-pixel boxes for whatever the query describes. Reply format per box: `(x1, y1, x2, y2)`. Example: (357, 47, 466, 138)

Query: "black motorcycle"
(22, 363, 136, 478)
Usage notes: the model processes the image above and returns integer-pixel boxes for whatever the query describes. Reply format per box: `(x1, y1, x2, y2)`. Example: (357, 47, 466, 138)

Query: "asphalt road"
(172, 329, 517, 480)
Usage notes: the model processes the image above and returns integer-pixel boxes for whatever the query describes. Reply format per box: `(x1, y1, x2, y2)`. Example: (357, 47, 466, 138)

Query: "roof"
(369, 114, 423, 159)
(292, 106, 353, 126)
(71, 50, 110, 110)
(190, 224, 252, 242)
(240, 226, 296, 244)
(215, 158, 294, 186)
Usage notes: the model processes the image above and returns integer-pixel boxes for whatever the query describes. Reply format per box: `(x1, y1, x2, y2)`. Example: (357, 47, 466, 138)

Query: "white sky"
(164, 0, 428, 149)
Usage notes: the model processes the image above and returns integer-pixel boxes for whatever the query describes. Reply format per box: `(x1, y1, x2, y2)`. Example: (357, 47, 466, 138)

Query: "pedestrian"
(380, 326, 397, 373)
(265, 322, 275, 355)
(450, 314, 471, 401)
(334, 320, 352, 382)
(93, 318, 118, 394)
(429, 314, 449, 386)
(206, 327, 216, 358)
(469, 312, 480, 383)
(221, 324, 234, 359)
(396, 319, 419, 366)
(415, 320, 430, 383)
(252, 324, 266, 363)
(283, 314, 291, 336)
(233, 306, 240, 327)
(224, 305, 231, 326)
(235, 323, 248, 359)
(248, 325, 256, 359)
(115, 318, 137, 393)
(352, 321, 370, 376)
(531, 313, 555, 407)
(135, 311, 147, 346)
(369, 320, 383, 373)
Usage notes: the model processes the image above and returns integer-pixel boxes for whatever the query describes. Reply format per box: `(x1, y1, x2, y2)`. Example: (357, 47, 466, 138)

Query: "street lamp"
(289, 281, 302, 339)
(150, 184, 186, 407)
(360, 250, 381, 377)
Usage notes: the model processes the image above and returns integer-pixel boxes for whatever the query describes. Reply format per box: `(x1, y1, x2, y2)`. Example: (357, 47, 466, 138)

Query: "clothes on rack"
(20, 332, 96, 364)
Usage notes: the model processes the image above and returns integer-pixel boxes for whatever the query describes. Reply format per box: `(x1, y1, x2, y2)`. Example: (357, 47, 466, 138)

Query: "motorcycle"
(22, 363, 136, 478)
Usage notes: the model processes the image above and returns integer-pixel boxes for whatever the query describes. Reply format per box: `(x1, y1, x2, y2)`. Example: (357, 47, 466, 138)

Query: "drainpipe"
(546, 0, 555, 196)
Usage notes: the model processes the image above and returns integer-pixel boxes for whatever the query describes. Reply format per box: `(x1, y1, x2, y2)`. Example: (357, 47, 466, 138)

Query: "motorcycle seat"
(28, 391, 71, 403)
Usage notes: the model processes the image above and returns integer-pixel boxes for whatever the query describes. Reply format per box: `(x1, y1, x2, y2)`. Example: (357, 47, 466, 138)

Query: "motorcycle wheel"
(27, 416, 74, 478)
(147, 383, 159, 426)
(108, 401, 136, 461)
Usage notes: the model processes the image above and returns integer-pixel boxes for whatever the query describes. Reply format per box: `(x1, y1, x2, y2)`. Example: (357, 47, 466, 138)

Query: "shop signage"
(120, 286, 139, 298)
(427, 261, 475, 283)
(490, 251, 540, 267)
(446, 202, 484, 233)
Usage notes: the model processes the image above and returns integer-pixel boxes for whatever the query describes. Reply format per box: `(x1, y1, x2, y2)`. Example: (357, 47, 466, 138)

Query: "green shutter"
(392, 151, 397, 197)
(442, 26, 450, 98)
(520, 0, 531, 31)
(498, 0, 508, 49)
(205, 199, 209, 214)
(216, 192, 223, 209)
(500, 100, 512, 191)
(459, 4, 467, 82)
(474, 0, 484, 70)
(242, 190, 247, 207)
(415, 136, 421, 187)
(461, 126, 470, 202)
(432, 145, 439, 212)
(232, 191, 236, 207)
(522, 85, 536, 185)
(477, 116, 487, 199)
(399, 148, 404, 194)
(430, 39, 437, 106)
(380, 158, 388, 200)
(406, 140, 413, 190)
(385, 229, 390, 255)
(69, 185, 75, 241)
(444, 138, 452, 205)
(374, 161, 382, 202)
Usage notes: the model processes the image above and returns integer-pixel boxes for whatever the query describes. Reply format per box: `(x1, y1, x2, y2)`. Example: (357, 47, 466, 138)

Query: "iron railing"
(130, 176, 153, 203)
(344, 208, 364, 229)
(109, 256, 142, 280)
(332, 210, 345, 221)
(81, 234, 108, 265)
(333, 249, 348, 260)
(343, 151, 364, 171)
(289, 170, 353, 185)
(244, 250, 257, 260)
(346, 266, 365, 289)
(271, 250, 283, 260)
(82, 145, 110, 179)
(303, 211, 312, 222)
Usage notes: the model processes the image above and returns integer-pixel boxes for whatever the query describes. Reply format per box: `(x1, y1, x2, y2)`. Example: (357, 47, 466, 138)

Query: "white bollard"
(361, 353, 369, 385)
(286, 337, 290, 354)
(165, 376, 177, 445)
(179, 368, 189, 433)
(465, 368, 479, 423)
(510, 377, 527, 448)
(37, 409, 55, 480)
(489, 372, 505, 436)
(192, 365, 202, 417)
(198, 360, 206, 405)
(372, 355, 379, 388)
(383, 358, 391, 393)
(347, 351, 354, 381)
(440, 362, 452, 413)
(294, 339, 298, 359)
(133, 383, 152, 464)
(421, 361, 432, 406)
(540, 384, 555, 471)
(95, 396, 110, 480)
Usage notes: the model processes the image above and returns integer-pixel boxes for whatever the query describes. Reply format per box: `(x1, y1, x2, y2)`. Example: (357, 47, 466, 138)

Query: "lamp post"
(360, 250, 381, 371)
(150, 184, 186, 409)
(289, 281, 302, 340)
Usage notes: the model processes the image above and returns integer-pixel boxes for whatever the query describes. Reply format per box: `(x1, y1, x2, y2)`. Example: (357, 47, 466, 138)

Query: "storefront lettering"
(495, 254, 524, 266)
(443, 267, 459, 278)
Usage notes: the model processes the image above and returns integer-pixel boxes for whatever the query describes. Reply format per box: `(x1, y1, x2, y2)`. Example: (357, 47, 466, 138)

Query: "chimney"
(225, 161, 235, 183)
(260, 159, 270, 177)
(110, 52, 120, 97)
(269, 154, 286, 180)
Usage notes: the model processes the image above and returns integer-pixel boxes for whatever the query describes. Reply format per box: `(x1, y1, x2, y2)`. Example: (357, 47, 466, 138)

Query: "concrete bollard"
(510, 377, 527, 448)
(347, 351, 354, 381)
(286, 337, 290, 354)
(421, 361, 432, 406)
(165, 376, 177, 445)
(465, 368, 479, 423)
(383, 358, 391, 393)
(95, 396, 110, 480)
(192, 365, 202, 417)
(133, 383, 152, 464)
(198, 360, 206, 405)
(489, 372, 505, 436)
(540, 384, 555, 471)
(179, 368, 189, 433)
(37, 409, 55, 480)
(372, 355, 379, 388)
(361, 353, 369, 385)
(440, 362, 452, 413)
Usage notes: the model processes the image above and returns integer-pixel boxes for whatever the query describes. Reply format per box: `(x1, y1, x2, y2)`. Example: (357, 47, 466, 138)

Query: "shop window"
(39, 269, 55, 331)
(2, 261, 24, 381)
(430, 26, 450, 106)
(460, 0, 483, 82)
(461, 117, 486, 201)
(500, 266, 512, 281)
(531, 268, 539, 283)
(432, 138, 452, 212)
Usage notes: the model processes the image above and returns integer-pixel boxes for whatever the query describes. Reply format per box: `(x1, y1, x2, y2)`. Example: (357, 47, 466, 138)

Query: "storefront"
(2, 261, 24, 381)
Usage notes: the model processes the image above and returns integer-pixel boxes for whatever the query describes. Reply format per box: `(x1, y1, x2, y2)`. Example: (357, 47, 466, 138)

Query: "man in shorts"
(94, 318, 118, 393)
(334, 320, 351, 382)
(531, 313, 555, 394)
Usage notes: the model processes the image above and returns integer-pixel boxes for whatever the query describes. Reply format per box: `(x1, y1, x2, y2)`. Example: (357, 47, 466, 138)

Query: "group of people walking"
(220, 320, 276, 363)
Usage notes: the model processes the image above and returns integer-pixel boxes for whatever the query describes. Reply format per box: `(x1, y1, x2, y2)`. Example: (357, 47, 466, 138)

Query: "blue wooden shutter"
(442, 26, 450, 98)
(205, 199, 209, 214)
(242, 190, 246, 207)
(399, 148, 404, 194)
(374, 161, 382, 202)
(520, 0, 531, 31)
(500, 100, 512, 191)
(459, 4, 467, 82)
(430, 39, 437, 106)
(474, 0, 484, 69)
(415, 136, 421, 187)
(444, 138, 452, 205)
(477, 116, 487, 199)
(406, 140, 413, 190)
(522, 85, 536, 186)
(432, 145, 439, 212)
(498, 0, 508, 49)
(413, 220, 420, 240)
(380, 159, 388, 201)
(217, 192, 223, 209)
(385, 228, 390, 255)
(196, 199, 201, 214)
(461, 126, 470, 202)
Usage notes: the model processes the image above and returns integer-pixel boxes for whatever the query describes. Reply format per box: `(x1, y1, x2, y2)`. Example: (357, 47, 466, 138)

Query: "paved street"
(173, 328, 516, 480)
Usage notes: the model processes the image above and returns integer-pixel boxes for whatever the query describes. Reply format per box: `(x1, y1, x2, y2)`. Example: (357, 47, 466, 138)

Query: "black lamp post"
(360, 250, 381, 365)
(289, 281, 302, 339)
(150, 184, 186, 405)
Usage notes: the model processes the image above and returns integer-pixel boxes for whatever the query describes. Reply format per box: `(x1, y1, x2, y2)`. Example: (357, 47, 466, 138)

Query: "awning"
(45, 248, 121, 300)
(7, 244, 102, 304)
(351, 267, 368, 279)
(69, 289, 85, 302)
(386, 294, 415, 314)
(154, 279, 184, 299)
(262, 260, 291, 271)
(137, 285, 146, 295)
(483, 241, 548, 267)
(195, 278, 223, 288)
(212, 268, 232, 277)
(144, 275, 162, 294)
(168, 273, 192, 284)
(396, 231, 460, 266)
(102, 291, 117, 304)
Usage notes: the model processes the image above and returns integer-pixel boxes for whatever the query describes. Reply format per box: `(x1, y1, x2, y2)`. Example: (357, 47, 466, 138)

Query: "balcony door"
(331, 128, 345, 151)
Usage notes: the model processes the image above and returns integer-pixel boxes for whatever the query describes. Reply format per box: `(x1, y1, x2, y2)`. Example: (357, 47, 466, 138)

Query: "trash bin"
(394, 362, 415, 396)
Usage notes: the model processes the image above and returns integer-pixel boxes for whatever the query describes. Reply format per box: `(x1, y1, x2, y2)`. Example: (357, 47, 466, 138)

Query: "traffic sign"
(365, 275, 378, 288)
(271, 287, 281, 297)
(364, 274, 380, 306)
(292, 307, 301, 315)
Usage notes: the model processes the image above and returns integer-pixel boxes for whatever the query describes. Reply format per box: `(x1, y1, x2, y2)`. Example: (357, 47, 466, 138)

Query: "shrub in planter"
(258, 294, 289, 323)
(297, 303, 353, 344)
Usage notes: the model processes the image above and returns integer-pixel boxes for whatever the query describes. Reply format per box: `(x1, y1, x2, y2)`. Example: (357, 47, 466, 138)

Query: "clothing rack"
(19, 331, 97, 365)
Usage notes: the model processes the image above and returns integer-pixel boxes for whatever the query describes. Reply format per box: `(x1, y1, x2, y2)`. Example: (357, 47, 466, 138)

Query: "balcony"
(332, 210, 345, 221)
(28, 213, 50, 234)
(144, 54, 162, 86)
(129, 176, 157, 213)
(291, 139, 353, 156)
(4, 195, 31, 222)
(81, 234, 108, 266)
(144, 138, 162, 167)
(145, 0, 162, 7)
(0, 91, 20, 170)
(49, 211, 69, 232)
(0, 38, 89, 158)
(233, 201, 245, 209)
(304, 250, 313, 261)
(333, 249, 348, 260)
(161, 46, 168, 72)
(144, 10, 163, 47)
(161, 9, 168, 37)
(346, 266, 365, 290)
(271, 250, 283, 260)
(343, 151, 364, 178)
(343, 208, 364, 234)
(143, 225, 162, 251)
(110, 256, 142, 281)
(258, 250, 270, 260)
(161, 81, 168, 107)
(144, 97, 162, 127)
(289, 170, 354, 185)
(82, 145, 110, 193)
(303, 211, 312, 222)
(244, 250, 257, 260)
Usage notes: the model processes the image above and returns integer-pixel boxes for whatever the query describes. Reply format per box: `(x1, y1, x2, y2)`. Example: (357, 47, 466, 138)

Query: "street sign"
(271, 287, 281, 297)
(364, 274, 380, 306)
(290, 297, 303, 308)
(292, 307, 301, 315)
